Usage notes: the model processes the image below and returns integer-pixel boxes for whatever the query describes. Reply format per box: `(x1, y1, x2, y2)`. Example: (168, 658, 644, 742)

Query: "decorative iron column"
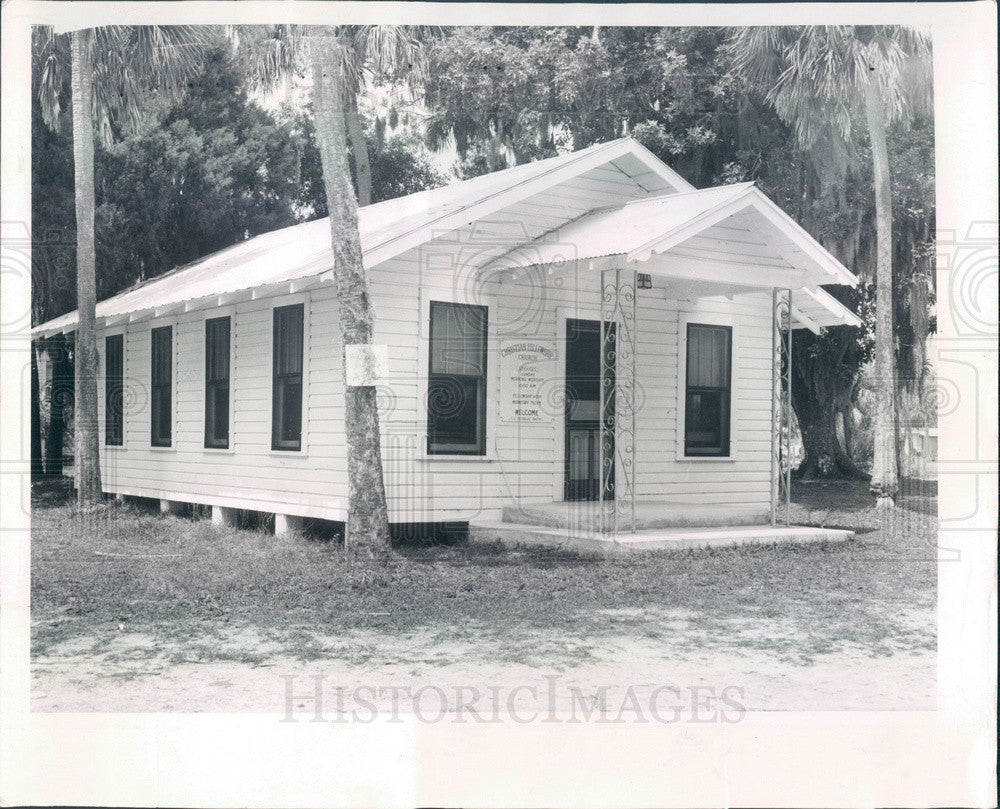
(599, 268, 637, 536)
(770, 289, 779, 527)
(785, 289, 794, 526)
(770, 288, 793, 526)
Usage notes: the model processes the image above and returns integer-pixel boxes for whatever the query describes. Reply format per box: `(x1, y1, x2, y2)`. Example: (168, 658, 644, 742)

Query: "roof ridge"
(616, 181, 755, 207)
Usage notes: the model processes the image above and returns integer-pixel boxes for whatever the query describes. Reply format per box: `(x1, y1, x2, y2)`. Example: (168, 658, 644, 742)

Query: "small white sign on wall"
(344, 344, 388, 386)
(499, 340, 558, 423)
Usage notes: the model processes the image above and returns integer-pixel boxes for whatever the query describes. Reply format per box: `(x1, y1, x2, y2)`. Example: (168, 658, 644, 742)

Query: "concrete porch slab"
(501, 500, 770, 532)
(469, 519, 854, 554)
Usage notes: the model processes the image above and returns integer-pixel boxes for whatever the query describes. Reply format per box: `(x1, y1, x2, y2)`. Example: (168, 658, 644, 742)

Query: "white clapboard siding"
(96, 284, 350, 520)
(368, 249, 776, 520)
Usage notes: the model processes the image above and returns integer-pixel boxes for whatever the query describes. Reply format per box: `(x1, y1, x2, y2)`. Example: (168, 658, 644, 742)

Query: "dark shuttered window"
(427, 301, 488, 455)
(150, 326, 173, 447)
(204, 316, 231, 449)
(272, 304, 304, 451)
(684, 323, 732, 457)
(104, 334, 124, 446)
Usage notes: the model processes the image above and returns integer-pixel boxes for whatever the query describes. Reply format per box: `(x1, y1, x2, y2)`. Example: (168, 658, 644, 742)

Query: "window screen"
(104, 334, 124, 446)
(427, 301, 487, 455)
(272, 304, 304, 451)
(684, 323, 731, 457)
(205, 316, 231, 449)
(150, 326, 172, 447)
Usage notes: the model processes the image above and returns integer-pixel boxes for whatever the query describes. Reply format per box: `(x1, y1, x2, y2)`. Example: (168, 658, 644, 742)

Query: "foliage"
(31, 41, 445, 322)
(94, 46, 303, 292)
(289, 106, 445, 217)
(31, 43, 302, 321)
(725, 25, 933, 483)
(31, 84, 77, 325)
(425, 26, 747, 185)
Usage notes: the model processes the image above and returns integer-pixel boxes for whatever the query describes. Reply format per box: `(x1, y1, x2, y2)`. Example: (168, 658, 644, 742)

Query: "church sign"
(498, 340, 557, 423)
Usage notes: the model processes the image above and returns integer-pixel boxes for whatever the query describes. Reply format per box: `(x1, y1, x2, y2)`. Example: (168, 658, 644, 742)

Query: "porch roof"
(483, 182, 861, 330)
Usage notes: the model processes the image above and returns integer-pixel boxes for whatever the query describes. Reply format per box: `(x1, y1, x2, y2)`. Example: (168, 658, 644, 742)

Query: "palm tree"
(37, 25, 208, 506)
(231, 25, 429, 550)
(728, 25, 931, 507)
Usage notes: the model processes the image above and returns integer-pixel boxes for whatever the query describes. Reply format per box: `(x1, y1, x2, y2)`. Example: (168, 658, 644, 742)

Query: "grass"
(30, 477, 936, 666)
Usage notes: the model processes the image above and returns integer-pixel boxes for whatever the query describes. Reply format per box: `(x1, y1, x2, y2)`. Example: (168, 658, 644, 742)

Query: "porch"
(469, 500, 854, 553)
(479, 181, 861, 547)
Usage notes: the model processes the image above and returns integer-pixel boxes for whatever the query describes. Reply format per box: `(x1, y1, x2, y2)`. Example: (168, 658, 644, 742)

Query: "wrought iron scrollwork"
(599, 269, 637, 537)
(770, 288, 793, 526)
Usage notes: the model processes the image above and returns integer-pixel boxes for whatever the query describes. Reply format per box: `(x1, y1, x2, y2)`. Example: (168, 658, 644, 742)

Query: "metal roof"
(33, 137, 858, 335)
(486, 183, 755, 271)
(479, 181, 861, 330)
(35, 138, 694, 336)
(485, 182, 857, 286)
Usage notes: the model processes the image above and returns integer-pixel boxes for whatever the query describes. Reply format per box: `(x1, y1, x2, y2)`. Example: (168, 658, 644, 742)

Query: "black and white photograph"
(0, 1, 996, 806)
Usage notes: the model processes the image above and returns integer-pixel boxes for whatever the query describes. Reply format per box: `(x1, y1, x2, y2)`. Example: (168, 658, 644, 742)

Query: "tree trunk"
(70, 30, 103, 505)
(790, 328, 870, 481)
(31, 345, 44, 479)
(345, 96, 372, 207)
(863, 76, 899, 506)
(44, 335, 72, 477)
(309, 31, 390, 552)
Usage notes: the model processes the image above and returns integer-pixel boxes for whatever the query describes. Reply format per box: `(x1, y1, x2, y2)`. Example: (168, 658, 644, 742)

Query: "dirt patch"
(31, 611, 935, 714)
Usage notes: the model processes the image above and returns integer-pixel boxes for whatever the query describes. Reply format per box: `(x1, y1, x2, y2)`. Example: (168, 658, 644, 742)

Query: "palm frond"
(228, 24, 302, 94)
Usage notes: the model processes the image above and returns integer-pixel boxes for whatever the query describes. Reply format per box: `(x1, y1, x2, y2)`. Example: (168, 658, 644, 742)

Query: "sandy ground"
(31, 614, 936, 715)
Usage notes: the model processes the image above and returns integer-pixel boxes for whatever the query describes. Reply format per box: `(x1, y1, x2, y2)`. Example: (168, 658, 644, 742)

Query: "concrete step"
(469, 519, 854, 554)
(501, 501, 769, 532)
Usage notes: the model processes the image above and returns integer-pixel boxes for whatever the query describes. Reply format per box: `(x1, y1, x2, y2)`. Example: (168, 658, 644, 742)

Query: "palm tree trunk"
(345, 96, 372, 207)
(863, 76, 899, 506)
(70, 30, 103, 505)
(309, 31, 390, 551)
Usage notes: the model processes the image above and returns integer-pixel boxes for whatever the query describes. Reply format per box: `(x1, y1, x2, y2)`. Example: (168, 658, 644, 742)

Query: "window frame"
(676, 310, 739, 462)
(204, 314, 233, 450)
(270, 300, 307, 453)
(103, 330, 125, 447)
(683, 322, 732, 458)
(425, 299, 490, 457)
(150, 324, 174, 448)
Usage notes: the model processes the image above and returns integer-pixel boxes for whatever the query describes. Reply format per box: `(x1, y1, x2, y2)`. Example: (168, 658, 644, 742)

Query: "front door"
(564, 318, 614, 501)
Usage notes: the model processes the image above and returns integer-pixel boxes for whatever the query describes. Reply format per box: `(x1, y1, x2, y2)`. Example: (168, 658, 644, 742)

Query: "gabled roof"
(486, 184, 754, 270)
(32, 138, 860, 335)
(34, 138, 692, 337)
(479, 180, 860, 330)
(486, 182, 858, 289)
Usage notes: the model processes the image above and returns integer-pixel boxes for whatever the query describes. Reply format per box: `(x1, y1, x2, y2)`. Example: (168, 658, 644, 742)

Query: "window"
(205, 316, 231, 449)
(104, 334, 124, 446)
(684, 323, 732, 457)
(150, 326, 172, 447)
(427, 301, 487, 455)
(272, 304, 304, 451)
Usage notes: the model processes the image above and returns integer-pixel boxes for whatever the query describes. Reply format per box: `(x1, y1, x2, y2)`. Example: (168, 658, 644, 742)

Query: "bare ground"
(31, 611, 935, 714)
(30, 478, 937, 714)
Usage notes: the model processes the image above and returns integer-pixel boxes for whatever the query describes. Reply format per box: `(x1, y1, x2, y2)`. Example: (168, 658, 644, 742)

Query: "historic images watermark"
(278, 673, 748, 724)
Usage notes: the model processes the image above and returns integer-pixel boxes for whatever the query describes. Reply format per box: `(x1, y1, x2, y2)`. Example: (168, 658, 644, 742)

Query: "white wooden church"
(34, 138, 860, 547)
